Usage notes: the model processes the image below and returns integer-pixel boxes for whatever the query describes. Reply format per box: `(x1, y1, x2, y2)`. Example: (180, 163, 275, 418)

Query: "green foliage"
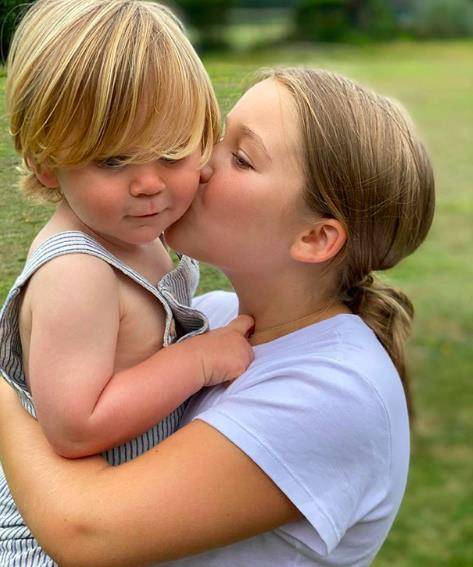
(293, 0, 350, 42)
(173, 0, 237, 50)
(292, 0, 397, 43)
(291, 0, 473, 43)
(407, 0, 473, 38)
(0, 0, 32, 62)
(238, 0, 298, 7)
(346, 0, 398, 39)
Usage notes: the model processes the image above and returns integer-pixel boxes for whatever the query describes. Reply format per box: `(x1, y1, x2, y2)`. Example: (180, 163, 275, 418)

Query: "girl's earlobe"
(290, 219, 347, 264)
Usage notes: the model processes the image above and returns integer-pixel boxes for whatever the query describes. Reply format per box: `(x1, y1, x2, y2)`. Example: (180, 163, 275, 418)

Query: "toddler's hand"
(196, 315, 255, 388)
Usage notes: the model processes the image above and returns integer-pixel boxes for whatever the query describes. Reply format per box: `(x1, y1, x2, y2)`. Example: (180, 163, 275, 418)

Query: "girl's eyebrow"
(224, 117, 272, 163)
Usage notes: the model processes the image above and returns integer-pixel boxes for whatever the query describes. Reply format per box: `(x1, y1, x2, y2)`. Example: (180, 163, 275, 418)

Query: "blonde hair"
(260, 68, 435, 414)
(6, 0, 220, 201)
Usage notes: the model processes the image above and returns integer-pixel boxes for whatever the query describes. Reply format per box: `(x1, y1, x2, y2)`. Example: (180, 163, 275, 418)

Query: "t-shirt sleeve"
(191, 360, 391, 556)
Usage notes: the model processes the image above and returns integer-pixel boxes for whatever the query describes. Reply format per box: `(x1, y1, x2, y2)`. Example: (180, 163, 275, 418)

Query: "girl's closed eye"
(232, 151, 253, 170)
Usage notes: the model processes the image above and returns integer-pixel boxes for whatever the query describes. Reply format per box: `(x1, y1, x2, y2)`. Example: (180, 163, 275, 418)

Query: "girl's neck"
(248, 303, 350, 346)
(230, 271, 351, 346)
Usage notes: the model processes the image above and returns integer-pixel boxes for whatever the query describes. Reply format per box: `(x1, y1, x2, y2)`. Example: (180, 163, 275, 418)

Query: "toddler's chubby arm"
(25, 254, 254, 459)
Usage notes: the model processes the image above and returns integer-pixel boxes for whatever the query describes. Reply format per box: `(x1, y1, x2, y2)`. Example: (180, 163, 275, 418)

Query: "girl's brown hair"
(262, 68, 435, 414)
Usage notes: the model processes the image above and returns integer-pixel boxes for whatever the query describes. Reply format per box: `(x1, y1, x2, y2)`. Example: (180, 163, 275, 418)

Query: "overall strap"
(17, 230, 175, 319)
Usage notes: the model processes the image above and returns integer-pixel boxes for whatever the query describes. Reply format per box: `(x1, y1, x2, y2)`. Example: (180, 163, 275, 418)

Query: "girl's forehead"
(228, 79, 301, 160)
(231, 79, 284, 117)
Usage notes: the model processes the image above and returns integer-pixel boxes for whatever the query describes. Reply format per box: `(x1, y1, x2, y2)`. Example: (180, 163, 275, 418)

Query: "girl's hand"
(0, 400, 299, 567)
(192, 315, 255, 387)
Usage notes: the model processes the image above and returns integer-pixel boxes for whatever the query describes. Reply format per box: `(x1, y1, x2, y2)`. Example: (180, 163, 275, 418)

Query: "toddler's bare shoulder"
(27, 253, 118, 308)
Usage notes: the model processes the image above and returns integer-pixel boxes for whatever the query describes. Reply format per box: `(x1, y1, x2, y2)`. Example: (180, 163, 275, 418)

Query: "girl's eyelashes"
(231, 151, 253, 170)
(221, 134, 253, 170)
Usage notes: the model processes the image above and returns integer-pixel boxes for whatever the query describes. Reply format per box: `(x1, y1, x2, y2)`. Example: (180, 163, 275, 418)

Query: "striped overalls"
(0, 231, 207, 565)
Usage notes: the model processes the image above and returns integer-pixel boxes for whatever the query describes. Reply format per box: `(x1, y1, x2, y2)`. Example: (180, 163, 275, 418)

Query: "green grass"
(1, 40, 472, 565)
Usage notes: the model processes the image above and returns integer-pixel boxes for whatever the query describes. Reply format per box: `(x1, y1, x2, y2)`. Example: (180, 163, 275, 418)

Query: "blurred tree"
(238, 0, 298, 6)
(347, 0, 397, 39)
(407, 0, 473, 38)
(293, 0, 349, 42)
(293, 0, 397, 42)
(0, 0, 32, 62)
(292, 0, 473, 42)
(173, 0, 237, 50)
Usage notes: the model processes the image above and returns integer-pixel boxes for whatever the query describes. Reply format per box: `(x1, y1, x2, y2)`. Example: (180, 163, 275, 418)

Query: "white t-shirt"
(163, 291, 410, 567)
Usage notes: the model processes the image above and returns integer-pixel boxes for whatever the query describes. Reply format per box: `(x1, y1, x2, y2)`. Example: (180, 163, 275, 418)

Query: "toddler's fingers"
(226, 314, 255, 337)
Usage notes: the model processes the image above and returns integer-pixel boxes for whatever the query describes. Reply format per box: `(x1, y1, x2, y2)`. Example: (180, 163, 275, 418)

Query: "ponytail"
(344, 274, 415, 417)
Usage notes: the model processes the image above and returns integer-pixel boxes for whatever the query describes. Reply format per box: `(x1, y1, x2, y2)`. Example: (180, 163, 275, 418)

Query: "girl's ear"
(27, 158, 59, 188)
(290, 218, 347, 264)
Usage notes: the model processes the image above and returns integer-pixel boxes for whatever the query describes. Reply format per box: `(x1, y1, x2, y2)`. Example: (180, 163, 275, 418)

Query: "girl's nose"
(199, 162, 213, 184)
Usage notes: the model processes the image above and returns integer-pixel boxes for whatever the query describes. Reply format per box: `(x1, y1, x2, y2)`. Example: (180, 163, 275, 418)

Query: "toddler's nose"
(131, 164, 165, 196)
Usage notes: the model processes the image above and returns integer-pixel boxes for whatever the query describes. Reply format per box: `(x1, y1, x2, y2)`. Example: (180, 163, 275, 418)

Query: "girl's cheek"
(201, 181, 221, 208)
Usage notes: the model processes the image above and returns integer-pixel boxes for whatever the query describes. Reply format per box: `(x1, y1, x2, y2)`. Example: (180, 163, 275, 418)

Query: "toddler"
(0, 1, 253, 565)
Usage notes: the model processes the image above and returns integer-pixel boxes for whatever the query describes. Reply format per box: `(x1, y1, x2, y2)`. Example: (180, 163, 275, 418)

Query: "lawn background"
(0, 40, 472, 565)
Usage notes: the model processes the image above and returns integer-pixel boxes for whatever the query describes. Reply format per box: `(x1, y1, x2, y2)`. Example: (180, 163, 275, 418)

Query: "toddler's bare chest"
(114, 274, 168, 373)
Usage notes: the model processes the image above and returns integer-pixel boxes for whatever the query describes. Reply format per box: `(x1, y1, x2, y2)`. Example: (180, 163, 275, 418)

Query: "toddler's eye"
(97, 156, 128, 169)
(160, 157, 184, 166)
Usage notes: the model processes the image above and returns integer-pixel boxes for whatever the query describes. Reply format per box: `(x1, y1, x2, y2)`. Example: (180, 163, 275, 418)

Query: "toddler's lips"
(133, 212, 160, 218)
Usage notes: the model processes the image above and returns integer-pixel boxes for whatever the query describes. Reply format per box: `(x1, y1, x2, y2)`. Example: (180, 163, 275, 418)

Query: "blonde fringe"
(7, 0, 220, 202)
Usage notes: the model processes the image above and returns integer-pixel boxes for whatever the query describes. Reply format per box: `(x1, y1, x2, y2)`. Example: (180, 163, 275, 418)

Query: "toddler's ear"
(27, 157, 59, 188)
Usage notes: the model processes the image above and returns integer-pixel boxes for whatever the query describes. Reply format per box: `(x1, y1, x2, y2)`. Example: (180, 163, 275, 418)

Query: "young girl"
(0, 0, 253, 564)
(0, 67, 434, 566)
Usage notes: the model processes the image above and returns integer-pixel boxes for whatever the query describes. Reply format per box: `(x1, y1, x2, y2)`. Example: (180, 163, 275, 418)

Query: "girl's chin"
(164, 217, 190, 251)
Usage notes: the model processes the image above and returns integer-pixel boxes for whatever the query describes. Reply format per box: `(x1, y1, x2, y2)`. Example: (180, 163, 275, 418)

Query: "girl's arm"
(26, 254, 253, 458)
(0, 380, 299, 567)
